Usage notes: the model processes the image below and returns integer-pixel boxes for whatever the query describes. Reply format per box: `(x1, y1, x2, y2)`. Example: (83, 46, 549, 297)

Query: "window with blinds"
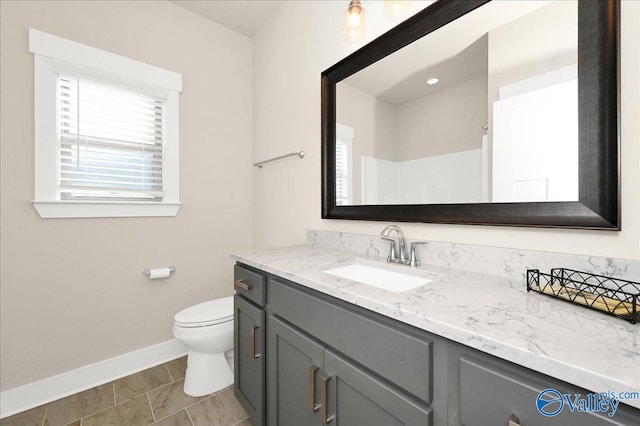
(57, 75, 165, 201)
(336, 139, 351, 205)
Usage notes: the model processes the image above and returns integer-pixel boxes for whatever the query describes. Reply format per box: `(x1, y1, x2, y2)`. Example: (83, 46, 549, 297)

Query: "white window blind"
(336, 139, 350, 205)
(58, 75, 165, 201)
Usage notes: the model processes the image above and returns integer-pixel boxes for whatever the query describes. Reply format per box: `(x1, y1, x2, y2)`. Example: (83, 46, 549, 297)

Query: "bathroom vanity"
(232, 245, 640, 426)
(233, 264, 267, 425)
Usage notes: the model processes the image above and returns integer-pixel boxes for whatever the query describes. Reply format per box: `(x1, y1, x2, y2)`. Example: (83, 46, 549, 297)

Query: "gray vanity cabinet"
(234, 262, 640, 426)
(267, 314, 432, 426)
(234, 265, 267, 426)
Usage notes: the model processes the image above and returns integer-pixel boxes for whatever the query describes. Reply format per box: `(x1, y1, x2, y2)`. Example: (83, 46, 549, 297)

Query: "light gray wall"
(395, 76, 487, 161)
(0, 0, 253, 391)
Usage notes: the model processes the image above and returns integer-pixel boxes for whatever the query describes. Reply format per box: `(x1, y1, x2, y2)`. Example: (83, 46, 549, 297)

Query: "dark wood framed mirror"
(321, 0, 619, 229)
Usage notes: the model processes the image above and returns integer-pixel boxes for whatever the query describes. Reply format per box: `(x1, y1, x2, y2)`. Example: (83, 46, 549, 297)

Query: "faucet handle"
(409, 241, 427, 267)
(381, 237, 398, 263)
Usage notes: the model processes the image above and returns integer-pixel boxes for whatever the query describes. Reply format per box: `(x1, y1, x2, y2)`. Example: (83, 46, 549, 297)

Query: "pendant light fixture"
(384, 1, 411, 16)
(343, 0, 365, 41)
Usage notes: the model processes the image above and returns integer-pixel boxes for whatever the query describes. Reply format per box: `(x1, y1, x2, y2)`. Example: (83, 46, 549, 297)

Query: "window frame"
(29, 28, 182, 218)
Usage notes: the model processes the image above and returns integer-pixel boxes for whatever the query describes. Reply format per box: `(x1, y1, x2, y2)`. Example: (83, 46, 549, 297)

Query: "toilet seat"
(174, 296, 233, 328)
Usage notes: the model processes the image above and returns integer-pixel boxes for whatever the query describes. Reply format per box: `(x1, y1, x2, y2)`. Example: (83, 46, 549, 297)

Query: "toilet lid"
(174, 296, 234, 328)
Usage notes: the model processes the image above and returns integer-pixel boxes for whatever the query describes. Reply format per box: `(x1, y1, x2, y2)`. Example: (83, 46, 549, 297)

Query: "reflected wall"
(335, 0, 578, 206)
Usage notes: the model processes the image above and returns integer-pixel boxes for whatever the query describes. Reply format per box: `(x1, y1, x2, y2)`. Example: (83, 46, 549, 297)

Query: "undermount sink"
(324, 264, 432, 293)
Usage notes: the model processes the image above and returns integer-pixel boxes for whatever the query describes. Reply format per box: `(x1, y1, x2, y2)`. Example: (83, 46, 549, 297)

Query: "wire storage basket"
(527, 268, 640, 324)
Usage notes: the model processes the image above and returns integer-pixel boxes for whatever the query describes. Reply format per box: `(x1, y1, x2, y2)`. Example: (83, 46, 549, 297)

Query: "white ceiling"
(170, 0, 285, 37)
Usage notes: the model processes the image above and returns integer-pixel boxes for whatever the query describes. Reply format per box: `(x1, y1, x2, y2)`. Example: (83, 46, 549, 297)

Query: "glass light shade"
(384, 1, 411, 16)
(343, 0, 365, 41)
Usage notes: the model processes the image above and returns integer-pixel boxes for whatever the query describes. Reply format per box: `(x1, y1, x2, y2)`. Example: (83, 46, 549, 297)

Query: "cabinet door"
(323, 350, 432, 426)
(267, 315, 324, 426)
(234, 295, 265, 426)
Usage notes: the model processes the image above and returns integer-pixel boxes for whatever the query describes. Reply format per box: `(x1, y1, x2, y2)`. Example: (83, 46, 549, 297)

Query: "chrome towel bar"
(254, 151, 304, 168)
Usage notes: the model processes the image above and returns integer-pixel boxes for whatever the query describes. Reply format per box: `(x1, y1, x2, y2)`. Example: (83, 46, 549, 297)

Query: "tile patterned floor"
(0, 356, 253, 426)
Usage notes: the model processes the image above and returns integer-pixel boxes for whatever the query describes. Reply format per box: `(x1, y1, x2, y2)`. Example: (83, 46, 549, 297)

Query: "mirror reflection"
(336, 0, 577, 206)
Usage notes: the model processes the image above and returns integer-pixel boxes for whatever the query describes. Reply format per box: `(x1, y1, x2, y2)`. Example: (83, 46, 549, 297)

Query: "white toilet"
(172, 296, 234, 397)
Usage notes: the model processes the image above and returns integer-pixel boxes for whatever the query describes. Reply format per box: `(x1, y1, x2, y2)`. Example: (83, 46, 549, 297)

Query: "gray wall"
(395, 76, 487, 161)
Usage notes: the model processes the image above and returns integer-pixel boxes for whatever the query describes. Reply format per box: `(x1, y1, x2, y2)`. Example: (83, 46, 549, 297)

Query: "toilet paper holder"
(143, 265, 176, 279)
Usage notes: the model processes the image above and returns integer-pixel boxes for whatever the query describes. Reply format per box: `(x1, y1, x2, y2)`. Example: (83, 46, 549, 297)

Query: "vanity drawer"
(234, 264, 266, 307)
(268, 277, 432, 404)
(459, 356, 633, 426)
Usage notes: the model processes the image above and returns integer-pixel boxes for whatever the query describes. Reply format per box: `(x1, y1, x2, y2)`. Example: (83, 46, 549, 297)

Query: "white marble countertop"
(231, 245, 640, 409)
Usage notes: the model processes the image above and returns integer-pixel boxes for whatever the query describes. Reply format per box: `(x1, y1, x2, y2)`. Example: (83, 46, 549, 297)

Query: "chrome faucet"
(379, 225, 426, 267)
(379, 225, 407, 264)
(409, 241, 426, 267)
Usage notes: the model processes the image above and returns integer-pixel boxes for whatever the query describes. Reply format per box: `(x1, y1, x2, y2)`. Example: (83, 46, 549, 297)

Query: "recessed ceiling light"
(426, 78, 439, 86)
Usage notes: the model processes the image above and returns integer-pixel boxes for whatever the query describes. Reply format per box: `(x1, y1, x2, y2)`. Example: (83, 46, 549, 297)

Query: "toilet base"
(183, 351, 233, 397)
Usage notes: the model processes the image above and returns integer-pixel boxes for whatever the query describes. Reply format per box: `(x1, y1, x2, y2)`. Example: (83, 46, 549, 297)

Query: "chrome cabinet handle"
(250, 325, 261, 359)
(234, 279, 252, 291)
(509, 413, 521, 426)
(321, 374, 334, 424)
(309, 366, 320, 412)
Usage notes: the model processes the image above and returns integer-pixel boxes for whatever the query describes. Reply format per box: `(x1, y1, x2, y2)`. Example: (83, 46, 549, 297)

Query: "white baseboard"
(0, 339, 187, 419)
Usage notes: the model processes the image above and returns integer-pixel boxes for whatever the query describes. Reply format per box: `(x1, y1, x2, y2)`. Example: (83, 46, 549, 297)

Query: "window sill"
(32, 201, 182, 218)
